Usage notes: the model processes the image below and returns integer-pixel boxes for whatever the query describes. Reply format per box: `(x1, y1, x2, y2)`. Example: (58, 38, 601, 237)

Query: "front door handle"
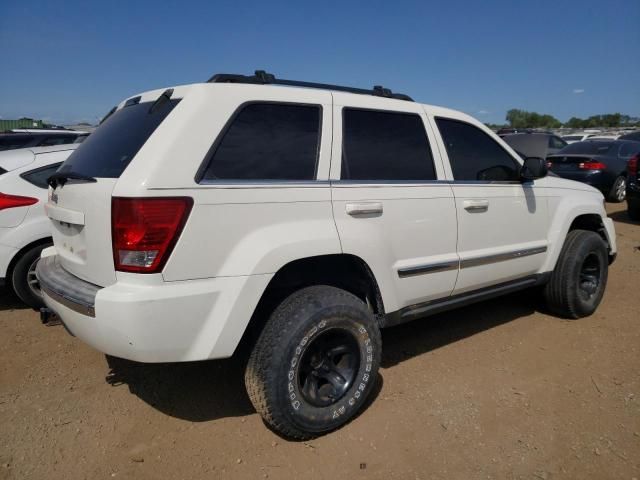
(463, 199, 489, 212)
(346, 202, 383, 216)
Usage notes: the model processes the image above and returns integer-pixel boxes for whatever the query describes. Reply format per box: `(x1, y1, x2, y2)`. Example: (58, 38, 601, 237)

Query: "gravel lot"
(1, 203, 638, 480)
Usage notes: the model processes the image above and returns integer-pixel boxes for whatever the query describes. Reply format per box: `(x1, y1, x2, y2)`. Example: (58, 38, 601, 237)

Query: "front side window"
(201, 103, 321, 181)
(341, 108, 436, 180)
(436, 118, 520, 181)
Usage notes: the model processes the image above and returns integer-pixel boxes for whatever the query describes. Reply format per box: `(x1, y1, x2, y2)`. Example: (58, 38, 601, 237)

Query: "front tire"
(608, 175, 626, 202)
(245, 285, 381, 439)
(543, 230, 608, 318)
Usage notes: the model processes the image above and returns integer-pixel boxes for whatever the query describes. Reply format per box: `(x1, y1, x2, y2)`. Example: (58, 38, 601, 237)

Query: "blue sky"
(1, 0, 638, 125)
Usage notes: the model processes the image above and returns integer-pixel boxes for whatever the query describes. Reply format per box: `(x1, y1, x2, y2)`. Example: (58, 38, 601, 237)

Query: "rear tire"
(543, 230, 608, 319)
(608, 175, 626, 202)
(11, 243, 51, 309)
(245, 285, 381, 439)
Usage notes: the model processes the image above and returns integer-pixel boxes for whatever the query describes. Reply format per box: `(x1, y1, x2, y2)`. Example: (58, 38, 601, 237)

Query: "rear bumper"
(551, 170, 613, 192)
(37, 252, 272, 363)
(627, 180, 640, 201)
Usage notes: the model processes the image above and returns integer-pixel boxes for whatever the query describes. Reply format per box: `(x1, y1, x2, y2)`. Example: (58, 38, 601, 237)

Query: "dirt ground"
(1, 203, 638, 480)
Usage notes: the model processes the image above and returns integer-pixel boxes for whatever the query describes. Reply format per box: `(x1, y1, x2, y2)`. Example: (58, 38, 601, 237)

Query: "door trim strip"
(460, 246, 547, 269)
(397, 261, 458, 278)
(397, 246, 547, 278)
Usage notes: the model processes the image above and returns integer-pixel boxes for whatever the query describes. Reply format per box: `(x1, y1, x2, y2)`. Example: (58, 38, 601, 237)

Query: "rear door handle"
(346, 202, 383, 216)
(463, 199, 489, 212)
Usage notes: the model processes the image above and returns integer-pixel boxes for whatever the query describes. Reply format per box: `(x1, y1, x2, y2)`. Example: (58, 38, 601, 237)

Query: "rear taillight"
(0, 192, 38, 211)
(112, 197, 193, 273)
(628, 155, 638, 176)
(578, 161, 606, 170)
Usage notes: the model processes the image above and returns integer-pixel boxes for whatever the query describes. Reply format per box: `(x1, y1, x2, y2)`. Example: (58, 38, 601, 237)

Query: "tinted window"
(436, 118, 520, 181)
(201, 103, 320, 181)
(558, 141, 616, 155)
(60, 99, 180, 178)
(0, 134, 33, 151)
(341, 109, 436, 180)
(39, 135, 76, 147)
(21, 162, 62, 188)
(549, 136, 567, 149)
(619, 142, 640, 159)
(620, 131, 640, 142)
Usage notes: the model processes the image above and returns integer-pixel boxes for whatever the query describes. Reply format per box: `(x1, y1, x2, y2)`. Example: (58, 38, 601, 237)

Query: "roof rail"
(207, 70, 414, 102)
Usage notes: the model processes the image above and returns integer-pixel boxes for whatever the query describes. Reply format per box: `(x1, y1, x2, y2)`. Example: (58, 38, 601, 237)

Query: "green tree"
(506, 109, 562, 129)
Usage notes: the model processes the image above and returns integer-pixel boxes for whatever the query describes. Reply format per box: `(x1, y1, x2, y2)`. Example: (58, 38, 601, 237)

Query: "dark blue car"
(547, 140, 640, 202)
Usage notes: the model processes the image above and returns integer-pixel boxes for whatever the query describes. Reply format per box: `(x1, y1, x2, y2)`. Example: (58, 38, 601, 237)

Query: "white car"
(587, 134, 621, 141)
(0, 144, 77, 307)
(37, 71, 617, 439)
(562, 133, 597, 144)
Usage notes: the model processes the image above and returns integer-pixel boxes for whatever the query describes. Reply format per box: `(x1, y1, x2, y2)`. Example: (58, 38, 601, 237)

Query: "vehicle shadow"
(0, 287, 30, 312)
(105, 353, 254, 421)
(380, 289, 538, 368)
(104, 290, 539, 424)
(607, 209, 639, 226)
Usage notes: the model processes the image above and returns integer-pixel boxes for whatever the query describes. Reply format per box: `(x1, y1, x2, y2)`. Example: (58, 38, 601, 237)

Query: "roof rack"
(207, 70, 414, 102)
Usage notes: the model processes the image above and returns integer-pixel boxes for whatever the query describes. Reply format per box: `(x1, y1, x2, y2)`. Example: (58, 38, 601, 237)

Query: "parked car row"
(496, 130, 640, 205)
(0, 129, 88, 152)
(547, 139, 640, 202)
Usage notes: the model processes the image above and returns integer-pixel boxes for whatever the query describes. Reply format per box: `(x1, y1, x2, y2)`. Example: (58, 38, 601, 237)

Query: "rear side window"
(59, 99, 180, 178)
(436, 118, 520, 181)
(200, 103, 321, 181)
(341, 109, 436, 180)
(549, 136, 567, 149)
(21, 162, 63, 188)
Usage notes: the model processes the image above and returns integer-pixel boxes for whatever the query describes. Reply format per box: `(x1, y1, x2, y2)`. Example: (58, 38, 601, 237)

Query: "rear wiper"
(48, 172, 97, 189)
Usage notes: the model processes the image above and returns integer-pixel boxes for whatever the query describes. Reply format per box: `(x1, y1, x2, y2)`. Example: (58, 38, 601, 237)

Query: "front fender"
(541, 190, 615, 273)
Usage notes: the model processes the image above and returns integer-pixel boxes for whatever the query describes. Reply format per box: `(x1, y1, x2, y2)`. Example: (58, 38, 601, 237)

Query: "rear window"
(0, 134, 33, 151)
(557, 141, 615, 155)
(562, 136, 582, 141)
(59, 99, 180, 178)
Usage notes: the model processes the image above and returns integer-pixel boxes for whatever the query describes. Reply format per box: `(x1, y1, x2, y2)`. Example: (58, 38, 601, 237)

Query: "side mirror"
(520, 157, 548, 181)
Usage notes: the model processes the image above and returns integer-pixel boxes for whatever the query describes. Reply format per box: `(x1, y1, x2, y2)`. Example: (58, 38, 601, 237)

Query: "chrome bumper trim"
(36, 255, 100, 317)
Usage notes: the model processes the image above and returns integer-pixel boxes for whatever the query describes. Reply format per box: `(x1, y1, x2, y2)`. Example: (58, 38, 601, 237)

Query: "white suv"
(37, 71, 616, 439)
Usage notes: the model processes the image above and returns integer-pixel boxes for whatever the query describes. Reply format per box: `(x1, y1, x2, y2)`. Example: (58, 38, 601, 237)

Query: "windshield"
(557, 141, 615, 155)
(59, 98, 180, 178)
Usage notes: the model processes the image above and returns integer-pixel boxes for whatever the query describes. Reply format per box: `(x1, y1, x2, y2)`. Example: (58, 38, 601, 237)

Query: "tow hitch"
(40, 307, 61, 326)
